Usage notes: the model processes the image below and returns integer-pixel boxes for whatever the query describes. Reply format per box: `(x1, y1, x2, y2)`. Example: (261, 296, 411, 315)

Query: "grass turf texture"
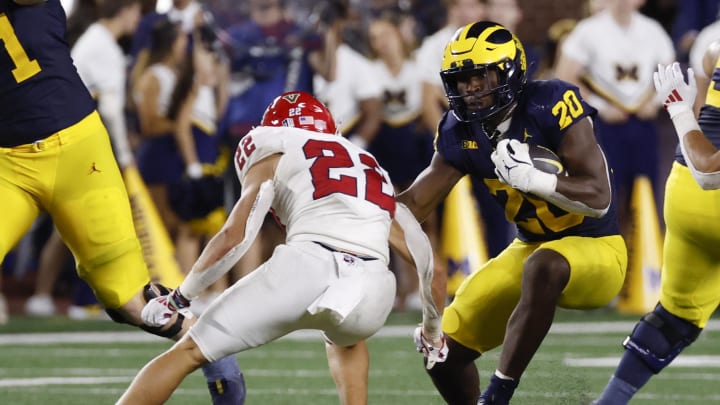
(1, 309, 719, 404)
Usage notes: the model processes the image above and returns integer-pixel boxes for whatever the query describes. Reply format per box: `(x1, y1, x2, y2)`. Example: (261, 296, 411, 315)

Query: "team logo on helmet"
(281, 93, 301, 103)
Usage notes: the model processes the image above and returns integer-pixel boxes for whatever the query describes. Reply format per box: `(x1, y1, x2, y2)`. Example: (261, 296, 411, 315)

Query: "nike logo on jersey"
(523, 129, 533, 142)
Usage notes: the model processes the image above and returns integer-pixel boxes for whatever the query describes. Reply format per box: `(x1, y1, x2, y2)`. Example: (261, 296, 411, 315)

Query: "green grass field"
(1, 309, 719, 405)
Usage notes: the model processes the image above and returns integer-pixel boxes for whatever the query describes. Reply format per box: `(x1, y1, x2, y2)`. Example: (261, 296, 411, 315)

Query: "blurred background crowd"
(0, 0, 716, 324)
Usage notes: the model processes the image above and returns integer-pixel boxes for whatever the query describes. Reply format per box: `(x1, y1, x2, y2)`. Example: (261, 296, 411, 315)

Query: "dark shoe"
(477, 374, 518, 405)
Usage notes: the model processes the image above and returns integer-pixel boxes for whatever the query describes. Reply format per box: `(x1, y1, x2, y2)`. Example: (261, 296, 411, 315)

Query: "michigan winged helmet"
(440, 21, 528, 124)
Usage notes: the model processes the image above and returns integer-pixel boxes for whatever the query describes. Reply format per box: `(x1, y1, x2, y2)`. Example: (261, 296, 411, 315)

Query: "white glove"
(491, 139, 556, 196)
(653, 62, 696, 119)
(141, 295, 176, 327)
(413, 326, 448, 370)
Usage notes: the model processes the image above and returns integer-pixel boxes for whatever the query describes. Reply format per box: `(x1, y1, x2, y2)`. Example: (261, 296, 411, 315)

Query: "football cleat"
(477, 374, 518, 405)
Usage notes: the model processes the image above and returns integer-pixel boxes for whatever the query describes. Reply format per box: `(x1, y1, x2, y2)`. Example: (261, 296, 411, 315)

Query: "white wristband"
(671, 109, 701, 140)
(527, 170, 558, 198)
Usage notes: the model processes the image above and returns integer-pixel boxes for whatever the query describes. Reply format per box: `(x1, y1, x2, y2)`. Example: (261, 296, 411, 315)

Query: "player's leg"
(48, 115, 244, 403)
(593, 304, 702, 405)
(184, 241, 339, 396)
(325, 341, 369, 405)
(594, 165, 718, 404)
(480, 235, 626, 404)
(428, 240, 533, 404)
(0, 144, 45, 324)
(117, 333, 209, 405)
(479, 248, 571, 404)
(320, 257, 396, 404)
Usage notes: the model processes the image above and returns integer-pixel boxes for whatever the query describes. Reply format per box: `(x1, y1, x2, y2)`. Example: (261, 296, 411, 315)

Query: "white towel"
(306, 252, 367, 324)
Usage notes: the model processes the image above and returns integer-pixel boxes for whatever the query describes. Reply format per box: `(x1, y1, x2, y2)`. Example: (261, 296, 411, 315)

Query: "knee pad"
(623, 304, 702, 373)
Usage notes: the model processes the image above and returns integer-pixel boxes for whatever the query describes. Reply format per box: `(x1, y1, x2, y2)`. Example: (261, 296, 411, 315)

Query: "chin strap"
(485, 103, 516, 146)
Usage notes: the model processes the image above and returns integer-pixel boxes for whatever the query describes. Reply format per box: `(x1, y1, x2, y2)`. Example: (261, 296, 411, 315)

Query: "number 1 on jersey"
(0, 14, 42, 83)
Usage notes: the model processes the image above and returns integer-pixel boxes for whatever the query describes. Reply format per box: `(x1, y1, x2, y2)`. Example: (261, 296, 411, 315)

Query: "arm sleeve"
(179, 180, 275, 299)
(394, 202, 442, 338)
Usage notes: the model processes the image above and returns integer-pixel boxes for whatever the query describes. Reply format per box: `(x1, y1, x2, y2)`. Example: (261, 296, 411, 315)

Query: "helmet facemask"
(440, 21, 527, 125)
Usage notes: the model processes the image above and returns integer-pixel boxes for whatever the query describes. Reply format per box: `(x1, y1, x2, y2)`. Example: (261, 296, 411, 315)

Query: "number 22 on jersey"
(236, 136, 395, 216)
(0, 14, 42, 83)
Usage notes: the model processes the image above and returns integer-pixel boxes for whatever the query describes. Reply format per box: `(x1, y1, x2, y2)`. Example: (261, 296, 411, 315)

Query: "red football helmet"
(260, 91, 338, 135)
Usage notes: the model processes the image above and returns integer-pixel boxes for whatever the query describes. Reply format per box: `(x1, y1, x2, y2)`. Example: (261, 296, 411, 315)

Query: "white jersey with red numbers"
(234, 125, 396, 263)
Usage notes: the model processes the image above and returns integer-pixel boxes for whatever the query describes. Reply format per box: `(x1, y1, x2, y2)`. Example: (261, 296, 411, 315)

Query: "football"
(528, 144, 566, 175)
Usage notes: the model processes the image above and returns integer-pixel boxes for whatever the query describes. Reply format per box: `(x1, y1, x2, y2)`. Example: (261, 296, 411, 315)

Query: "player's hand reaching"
(413, 326, 448, 370)
(141, 289, 192, 327)
(491, 138, 537, 193)
(654, 62, 696, 119)
(142, 295, 175, 327)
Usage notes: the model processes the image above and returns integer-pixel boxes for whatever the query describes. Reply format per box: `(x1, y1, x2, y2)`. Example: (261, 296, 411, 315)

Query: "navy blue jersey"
(435, 79, 620, 242)
(0, 0, 95, 147)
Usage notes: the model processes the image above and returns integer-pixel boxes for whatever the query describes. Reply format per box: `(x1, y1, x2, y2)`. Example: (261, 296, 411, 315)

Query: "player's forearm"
(553, 173, 612, 212)
(678, 129, 720, 190)
(683, 130, 720, 173)
(670, 110, 720, 189)
(179, 180, 274, 298)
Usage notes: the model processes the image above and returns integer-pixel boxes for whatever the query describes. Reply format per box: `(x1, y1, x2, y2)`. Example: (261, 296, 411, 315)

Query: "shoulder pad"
(234, 126, 286, 185)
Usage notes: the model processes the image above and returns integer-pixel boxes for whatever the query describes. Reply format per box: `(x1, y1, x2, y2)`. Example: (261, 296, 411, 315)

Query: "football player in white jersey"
(116, 92, 444, 405)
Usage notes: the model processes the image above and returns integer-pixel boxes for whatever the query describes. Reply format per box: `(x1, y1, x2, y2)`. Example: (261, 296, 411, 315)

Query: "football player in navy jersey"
(0, 1, 245, 403)
(592, 51, 720, 404)
(397, 21, 627, 404)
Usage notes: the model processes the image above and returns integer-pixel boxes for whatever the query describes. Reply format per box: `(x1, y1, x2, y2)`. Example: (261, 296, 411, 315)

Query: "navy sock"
(593, 375, 638, 405)
(201, 355, 241, 381)
(614, 350, 655, 389)
(201, 355, 246, 405)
